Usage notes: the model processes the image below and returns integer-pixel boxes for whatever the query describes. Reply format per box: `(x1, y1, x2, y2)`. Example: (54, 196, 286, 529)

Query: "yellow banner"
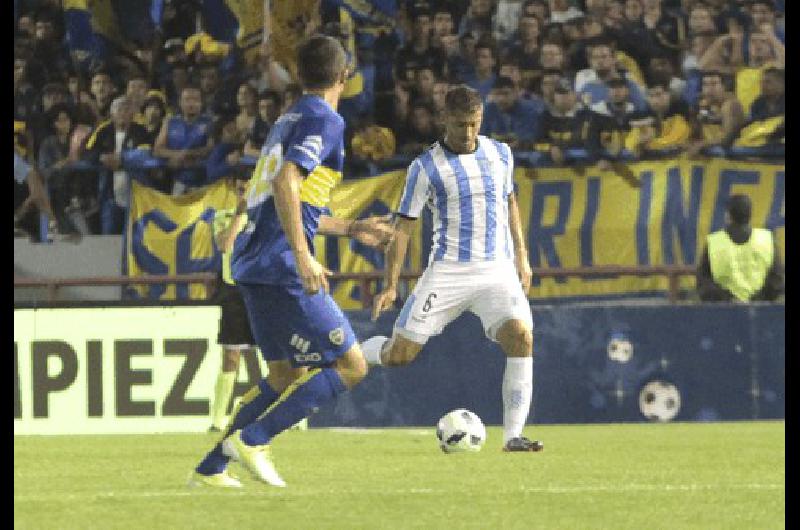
(317, 170, 424, 310)
(317, 158, 784, 305)
(224, 0, 263, 47)
(126, 180, 237, 300)
(515, 158, 784, 298)
(125, 158, 784, 305)
(269, 0, 321, 80)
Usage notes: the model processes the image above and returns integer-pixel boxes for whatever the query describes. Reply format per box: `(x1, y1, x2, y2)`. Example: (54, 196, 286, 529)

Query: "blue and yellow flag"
(315, 170, 424, 310)
(200, 0, 265, 63)
(64, 0, 154, 65)
(126, 180, 237, 300)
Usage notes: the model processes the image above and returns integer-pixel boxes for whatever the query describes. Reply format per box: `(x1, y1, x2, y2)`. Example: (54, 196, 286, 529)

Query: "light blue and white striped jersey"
(397, 135, 515, 263)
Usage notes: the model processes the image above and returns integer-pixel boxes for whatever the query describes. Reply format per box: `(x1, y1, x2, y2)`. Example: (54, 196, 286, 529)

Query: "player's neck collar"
(304, 91, 338, 112)
(441, 136, 479, 155)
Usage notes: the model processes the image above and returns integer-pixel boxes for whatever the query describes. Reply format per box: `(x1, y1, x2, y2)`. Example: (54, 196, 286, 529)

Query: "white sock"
(502, 357, 533, 444)
(362, 336, 389, 365)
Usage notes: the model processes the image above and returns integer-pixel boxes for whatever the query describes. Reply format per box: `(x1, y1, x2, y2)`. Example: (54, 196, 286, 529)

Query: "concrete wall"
(14, 236, 123, 302)
(310, 303, 785, 426)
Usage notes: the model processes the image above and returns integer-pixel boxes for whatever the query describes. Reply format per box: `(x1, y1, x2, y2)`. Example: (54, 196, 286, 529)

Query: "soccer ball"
(639, 380, 681, 422)
(436, 409, 486, 453)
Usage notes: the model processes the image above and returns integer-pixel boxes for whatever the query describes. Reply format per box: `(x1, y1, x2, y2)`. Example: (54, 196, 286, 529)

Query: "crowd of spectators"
(13, 0, 785, 240)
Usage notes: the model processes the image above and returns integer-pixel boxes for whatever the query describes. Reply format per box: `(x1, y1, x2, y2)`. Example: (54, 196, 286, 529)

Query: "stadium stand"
(13, 0, 784, 304)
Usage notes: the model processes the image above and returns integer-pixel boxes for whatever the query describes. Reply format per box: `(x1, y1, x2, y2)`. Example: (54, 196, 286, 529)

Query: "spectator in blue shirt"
(579, 76, 648, 111)
(576, 40, 648, 111)
(244, 89, 282, 158)
(481, 76, 545, 150)
(463, 40, 497, 101)
(395, 7, 446, 84)
(206, 112, 247, 184)
(447, 33, 478, 82)
(154, 85, 214, 195)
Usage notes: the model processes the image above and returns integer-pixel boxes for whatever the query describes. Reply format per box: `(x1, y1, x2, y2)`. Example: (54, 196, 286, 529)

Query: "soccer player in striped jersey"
(364, 85, 543, 452)
(189, 35, 392, 489)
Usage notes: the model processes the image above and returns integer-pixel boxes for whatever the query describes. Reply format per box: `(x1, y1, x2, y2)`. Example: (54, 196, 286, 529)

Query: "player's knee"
(267, 363, 305, 392)
(499, 321, 533, 358)
(518, 329, 534, 357)
(336, 351, 368, 388)
(385, 342, 420, 366)
(222, 348, 241, 371)
(267, 372, 293, 393)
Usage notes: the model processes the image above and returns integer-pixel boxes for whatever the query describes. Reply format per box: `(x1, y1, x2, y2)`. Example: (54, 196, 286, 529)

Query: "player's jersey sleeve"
(396, 158, 430, 219)
(284, 114, 343, 175)
(500, 141, 515, 198)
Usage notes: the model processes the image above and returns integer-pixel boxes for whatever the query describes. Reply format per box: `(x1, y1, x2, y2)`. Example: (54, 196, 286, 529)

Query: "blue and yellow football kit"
(231, 94, 356, 367)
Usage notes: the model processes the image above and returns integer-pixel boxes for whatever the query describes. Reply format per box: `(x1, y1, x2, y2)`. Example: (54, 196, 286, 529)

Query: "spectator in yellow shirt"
(626, 81, 691, 157)
(687, 71, 745, 156)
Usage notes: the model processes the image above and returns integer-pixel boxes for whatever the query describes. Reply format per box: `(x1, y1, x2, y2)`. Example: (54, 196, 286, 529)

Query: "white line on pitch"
(13, 483, 784, 502)
(325, 428, 431, 435)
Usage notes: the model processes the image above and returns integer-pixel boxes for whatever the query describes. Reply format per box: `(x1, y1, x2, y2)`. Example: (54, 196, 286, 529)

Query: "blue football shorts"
(238, 282, 357, 367)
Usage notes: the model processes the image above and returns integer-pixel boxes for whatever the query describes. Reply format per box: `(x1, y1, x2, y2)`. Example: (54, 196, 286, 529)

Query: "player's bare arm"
(317, 214, 394, 251)
(372, 215, 415, 321)
(508, 193, 532, 293)
(216, 188, 249, 252)
(215, 212, 246, 252)
(273, 159, 331, 294)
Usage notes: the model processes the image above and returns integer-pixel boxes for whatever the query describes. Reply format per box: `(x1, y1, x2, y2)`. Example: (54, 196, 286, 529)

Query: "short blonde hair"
(444, 85, 482, 115)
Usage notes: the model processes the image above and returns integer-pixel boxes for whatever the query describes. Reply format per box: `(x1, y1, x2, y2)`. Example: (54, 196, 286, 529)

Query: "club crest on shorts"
(329, 327, 345, 346)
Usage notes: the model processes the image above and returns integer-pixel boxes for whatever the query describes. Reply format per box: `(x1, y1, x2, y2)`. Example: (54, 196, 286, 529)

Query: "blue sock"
(240, 368, 346, 446)
(195, 379, 280, 475)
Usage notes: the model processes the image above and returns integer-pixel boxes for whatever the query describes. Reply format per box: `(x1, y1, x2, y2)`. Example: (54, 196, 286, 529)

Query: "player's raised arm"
(273, 159, 332, 294)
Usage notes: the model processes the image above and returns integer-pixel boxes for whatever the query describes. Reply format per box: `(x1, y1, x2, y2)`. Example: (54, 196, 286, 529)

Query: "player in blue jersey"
(189, 35, 393, 488)
(362, 85, 543, 453)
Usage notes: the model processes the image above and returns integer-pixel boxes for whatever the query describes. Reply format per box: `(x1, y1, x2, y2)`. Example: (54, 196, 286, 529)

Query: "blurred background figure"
(696, 194, 783, 303)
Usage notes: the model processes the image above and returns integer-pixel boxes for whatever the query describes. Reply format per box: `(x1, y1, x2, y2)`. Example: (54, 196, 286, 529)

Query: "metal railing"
(14, 265, 696, 306)
(13, 273, 219, 302)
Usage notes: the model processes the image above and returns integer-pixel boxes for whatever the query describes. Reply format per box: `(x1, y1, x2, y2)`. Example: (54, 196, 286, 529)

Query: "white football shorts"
(394, 260, 533, 344)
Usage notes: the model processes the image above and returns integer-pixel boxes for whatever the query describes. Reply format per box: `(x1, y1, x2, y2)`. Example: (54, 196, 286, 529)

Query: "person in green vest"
(208, 175, 255, 432)
(696, 194, 783, 302)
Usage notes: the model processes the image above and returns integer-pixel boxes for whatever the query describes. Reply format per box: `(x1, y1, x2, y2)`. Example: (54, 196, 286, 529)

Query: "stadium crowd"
(13, 0, 785, 240)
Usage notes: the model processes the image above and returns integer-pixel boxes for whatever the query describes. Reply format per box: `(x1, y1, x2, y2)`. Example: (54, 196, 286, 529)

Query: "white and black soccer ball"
(607, 336, 633, 363)
(639, 380, 681, 422)
(436, 409, 486, 453)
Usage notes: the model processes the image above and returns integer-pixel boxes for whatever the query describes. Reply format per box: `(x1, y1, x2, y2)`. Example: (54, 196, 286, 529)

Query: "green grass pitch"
(15, 422, 784, 529)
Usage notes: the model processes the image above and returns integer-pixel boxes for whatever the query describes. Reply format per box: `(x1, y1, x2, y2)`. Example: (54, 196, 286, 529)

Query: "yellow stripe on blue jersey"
(246, 154, 276, 209)
(299, 165, 343, 207)
(246, 154, 341, 209)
